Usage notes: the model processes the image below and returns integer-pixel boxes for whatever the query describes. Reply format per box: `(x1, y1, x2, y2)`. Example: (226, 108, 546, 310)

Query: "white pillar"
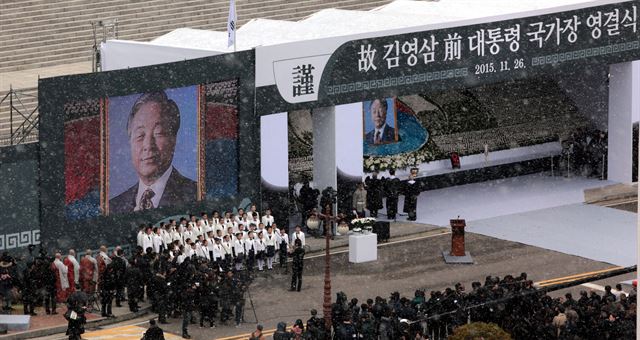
(312, 106, 337, 194)
(607, 62, 640, 183)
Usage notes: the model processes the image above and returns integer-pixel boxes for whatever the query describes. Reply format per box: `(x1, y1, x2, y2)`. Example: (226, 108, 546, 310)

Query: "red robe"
(63, 257, 77, 295)
(79, 256, 97, 293)
(51, 260, 69, 302)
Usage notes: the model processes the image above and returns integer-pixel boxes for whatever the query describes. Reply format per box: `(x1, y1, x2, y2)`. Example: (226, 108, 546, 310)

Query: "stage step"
(0, 315, 30, 332)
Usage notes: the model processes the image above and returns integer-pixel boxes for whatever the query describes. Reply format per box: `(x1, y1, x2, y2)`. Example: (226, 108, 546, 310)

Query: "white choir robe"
(170, 230, 182, 245)
(276, 232, 289, 250)
(177, 224, 186, 234)
(245, 238, 256, 255)
(182, 230, 196, 244)
(194, 226, 204, 239)
(161, 230, 172, 247)
(261, 215, 274, 227)
(137, 231, 145, 248)
(211, 244, 224, 261)
(255, 239, 266, 253)
(232, 239, 246, 257)
(152, 234, 163, 253)
(222, 242, 233, 259)
(142, 234, 154, 252)
(291, 231, 306, 247)
(184, 246, 194, 258)
(213, 224, 224, 236)
(204, 224, 213, 235)
(197, 245, 210, 260)
(250, 211, 260, 222)
(265, 233, 277, 248)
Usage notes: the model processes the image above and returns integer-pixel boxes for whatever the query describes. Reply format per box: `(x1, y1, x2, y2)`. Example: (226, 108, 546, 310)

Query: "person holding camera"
(141, 319, 165, 340)
(65, 291, 88, 340)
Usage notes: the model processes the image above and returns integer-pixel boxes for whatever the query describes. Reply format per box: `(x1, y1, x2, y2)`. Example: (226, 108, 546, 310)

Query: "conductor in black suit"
(365, 98, 396, 145)
(109, 91, 197, 214)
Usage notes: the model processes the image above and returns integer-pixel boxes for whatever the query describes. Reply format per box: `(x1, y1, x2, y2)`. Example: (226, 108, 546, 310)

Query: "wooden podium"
(442, 218, 473, 264)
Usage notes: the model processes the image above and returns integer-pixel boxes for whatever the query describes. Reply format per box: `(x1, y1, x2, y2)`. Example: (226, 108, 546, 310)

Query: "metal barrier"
(0, 87, 39, 146)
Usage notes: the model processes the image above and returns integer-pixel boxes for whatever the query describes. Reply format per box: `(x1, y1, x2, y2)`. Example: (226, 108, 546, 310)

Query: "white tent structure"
(101, 0, 601, 70)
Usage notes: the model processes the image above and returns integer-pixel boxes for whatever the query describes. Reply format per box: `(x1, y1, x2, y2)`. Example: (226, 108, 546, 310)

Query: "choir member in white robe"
(136, 225, 146, 248)
(261, 209, 274, 228)
(291, 225, 306, 248)
(221, 235, 233, 269)
(141, 227, 154, 253)
(264, 227, 278, 270)
(232, 233, 246, 271)
(152, 228, 164, 254)
(245, 232, 256, 271)
(255, 232, 266, 271)
(277, 228, 290, 269)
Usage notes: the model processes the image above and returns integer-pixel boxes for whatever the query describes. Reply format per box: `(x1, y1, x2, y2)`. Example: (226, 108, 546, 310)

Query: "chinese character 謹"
(292, 64, 315, 97)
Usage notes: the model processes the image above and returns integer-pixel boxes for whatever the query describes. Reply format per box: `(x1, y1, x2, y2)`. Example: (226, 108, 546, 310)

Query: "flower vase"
(337, 222, 350, 235)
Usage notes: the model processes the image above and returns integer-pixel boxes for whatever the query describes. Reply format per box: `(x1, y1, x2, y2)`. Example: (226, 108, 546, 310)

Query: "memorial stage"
(466, 203, 636, 267)
(391, 172, 614, 226)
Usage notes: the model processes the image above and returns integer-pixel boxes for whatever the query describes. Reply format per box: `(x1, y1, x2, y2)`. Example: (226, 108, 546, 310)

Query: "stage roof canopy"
(147, 0, 594, 52)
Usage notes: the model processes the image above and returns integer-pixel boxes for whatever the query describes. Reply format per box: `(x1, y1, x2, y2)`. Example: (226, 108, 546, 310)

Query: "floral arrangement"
(350, 217, 376, 232)
(363, 144, 442, 172)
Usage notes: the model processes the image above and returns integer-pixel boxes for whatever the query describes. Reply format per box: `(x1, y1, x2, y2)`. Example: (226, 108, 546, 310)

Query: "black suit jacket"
(365, 125, 396, 144)
(109, 167, 197, 214)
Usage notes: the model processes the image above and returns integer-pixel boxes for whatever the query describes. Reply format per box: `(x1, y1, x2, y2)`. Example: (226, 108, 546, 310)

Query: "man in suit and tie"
(109, 91, 196, 214)
(365, 98, 396, 145)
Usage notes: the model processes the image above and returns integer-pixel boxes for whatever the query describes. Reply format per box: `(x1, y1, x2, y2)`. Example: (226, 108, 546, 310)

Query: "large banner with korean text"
(256, 0, 639, 113)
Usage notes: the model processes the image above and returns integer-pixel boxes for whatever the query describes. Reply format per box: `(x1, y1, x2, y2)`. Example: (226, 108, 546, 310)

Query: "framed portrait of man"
(106, 86, 200, 215)
(363, 97, 399, 145)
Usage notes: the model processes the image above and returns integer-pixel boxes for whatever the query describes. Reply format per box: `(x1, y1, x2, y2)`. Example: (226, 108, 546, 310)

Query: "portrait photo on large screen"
(363, 98, 399, 146)
(107, 86, 200, 215)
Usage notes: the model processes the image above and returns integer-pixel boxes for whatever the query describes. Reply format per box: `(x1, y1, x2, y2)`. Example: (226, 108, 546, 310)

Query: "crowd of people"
(0, 206, 313, 339)
(262, 272, 636, 339)
(563, 127, 608, 178)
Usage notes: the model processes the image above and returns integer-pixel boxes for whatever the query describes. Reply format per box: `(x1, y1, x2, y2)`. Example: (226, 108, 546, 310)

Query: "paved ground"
(34, 231, 615, 340)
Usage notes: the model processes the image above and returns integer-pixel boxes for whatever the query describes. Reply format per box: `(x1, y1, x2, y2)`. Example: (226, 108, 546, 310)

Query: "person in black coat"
(141, 319, 165, 340)
(181, 283, 197, 339)
(299, 181, 320, 225)
(403, 168, 420, 221)
(99, 263, 116, 318)
(383, 169, 401, 220)
(111, 249, 127, 307)
(289, 239, 305, 292)
(125, 265, 143, 313)
(21, 261, 38, 316)
(365, 171, 383, 217)
(197, 271, 218, 328)
(335, 314, 358, 340)
(150, 271, 169, 324)
(65, 291, 88, 340)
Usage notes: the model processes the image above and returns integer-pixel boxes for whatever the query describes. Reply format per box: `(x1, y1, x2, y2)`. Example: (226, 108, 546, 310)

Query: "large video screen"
(64, 80, 241, 220)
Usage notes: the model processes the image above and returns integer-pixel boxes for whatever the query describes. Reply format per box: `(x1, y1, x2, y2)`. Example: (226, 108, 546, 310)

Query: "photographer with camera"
(65, 290, 88, 340)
